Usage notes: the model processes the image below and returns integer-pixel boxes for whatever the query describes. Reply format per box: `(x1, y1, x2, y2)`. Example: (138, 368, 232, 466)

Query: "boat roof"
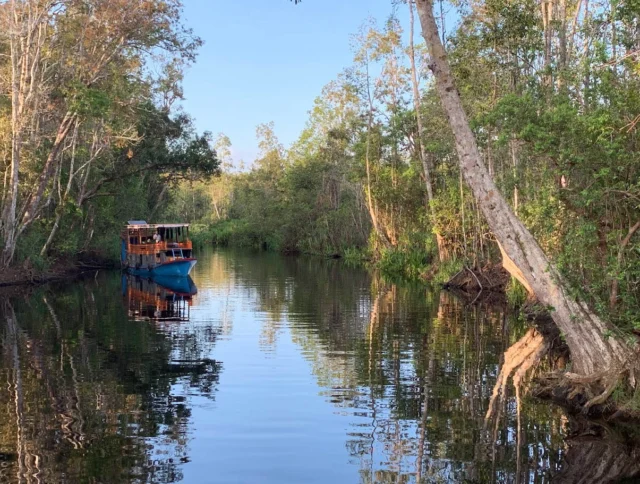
(125, 222, 190, 229)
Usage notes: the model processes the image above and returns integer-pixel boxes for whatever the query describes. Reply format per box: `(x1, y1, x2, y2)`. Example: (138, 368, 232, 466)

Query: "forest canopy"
(194, 0, 640, 340)
(0, 0, 219, 267)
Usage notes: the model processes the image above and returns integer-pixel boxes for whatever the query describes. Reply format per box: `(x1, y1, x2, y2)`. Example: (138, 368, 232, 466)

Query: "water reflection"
(0, 275, 219, 483)
(552, 423, 640, 484)
(1, 249, 640, 483)
(195, 250, 568, 482)
(123, 274, 198, 322)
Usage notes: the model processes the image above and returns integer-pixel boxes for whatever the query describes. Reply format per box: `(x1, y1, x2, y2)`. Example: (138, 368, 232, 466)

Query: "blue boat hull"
(128, 259, 197, 277)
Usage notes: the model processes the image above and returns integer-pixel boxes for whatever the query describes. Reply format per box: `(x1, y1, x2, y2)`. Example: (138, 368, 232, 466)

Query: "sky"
(179, 0, 402, 168)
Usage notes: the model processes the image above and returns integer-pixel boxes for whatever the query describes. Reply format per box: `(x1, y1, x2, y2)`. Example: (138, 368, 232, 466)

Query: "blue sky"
(180, 0, 400, 167)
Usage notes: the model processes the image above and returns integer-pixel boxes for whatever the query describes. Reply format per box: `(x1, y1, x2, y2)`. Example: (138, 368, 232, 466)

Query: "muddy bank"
(0, 253, 117, 288)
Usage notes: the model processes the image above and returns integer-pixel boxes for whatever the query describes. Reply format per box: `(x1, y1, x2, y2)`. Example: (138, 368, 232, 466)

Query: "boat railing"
(126, 240, 193, 255)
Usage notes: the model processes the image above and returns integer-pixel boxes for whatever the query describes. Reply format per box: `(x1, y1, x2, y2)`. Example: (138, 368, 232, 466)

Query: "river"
(1, 248, 637, 483)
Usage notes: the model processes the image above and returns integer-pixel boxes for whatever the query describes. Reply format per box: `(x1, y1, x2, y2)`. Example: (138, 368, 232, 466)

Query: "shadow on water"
(0, 248, 639, 483)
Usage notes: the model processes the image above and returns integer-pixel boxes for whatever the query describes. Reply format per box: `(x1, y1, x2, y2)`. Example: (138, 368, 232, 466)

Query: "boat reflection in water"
(122, 273, 197, 322)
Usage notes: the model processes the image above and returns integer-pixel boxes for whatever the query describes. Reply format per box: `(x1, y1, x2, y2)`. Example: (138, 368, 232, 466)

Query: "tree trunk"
(1, 0, 49, 267)
(41, 210, 63, 258)
(415, 0, 633, 375)
(149, 184, 170, 221)
(497, 241, 533, 294)
(364, 58, 390, 248)
(2, 6, 25, 267)
(510, 138, 519, 216)
(40, 120, 80, 257)
(542, 0, 553, 85)
(20, 111, 76, 231)
(408, 0, 448, 262)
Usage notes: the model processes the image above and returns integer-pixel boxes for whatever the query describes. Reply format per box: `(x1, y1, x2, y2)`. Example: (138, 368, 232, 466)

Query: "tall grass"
(506, 276, 529, 308)
(431, 258, 463, 285)
(378, 248, 434, 282)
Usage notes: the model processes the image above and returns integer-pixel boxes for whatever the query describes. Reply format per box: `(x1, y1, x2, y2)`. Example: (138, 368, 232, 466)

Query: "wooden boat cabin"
(120, 221, 197, 277)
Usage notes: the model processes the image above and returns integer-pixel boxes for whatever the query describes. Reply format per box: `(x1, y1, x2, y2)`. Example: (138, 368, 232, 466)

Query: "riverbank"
(204, 228, 523, 303)
(0, 252, 117, 288)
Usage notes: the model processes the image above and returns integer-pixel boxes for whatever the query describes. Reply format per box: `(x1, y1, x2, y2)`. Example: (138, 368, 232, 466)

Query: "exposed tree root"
(567, 362, 640, 413)
(482, 325, 640, 427)
(481, 328, 549, 476)
(533, 357, 640, 418)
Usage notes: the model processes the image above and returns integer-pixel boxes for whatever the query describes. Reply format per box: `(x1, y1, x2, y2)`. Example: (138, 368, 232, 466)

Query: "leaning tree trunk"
(414, 0, 634, 376)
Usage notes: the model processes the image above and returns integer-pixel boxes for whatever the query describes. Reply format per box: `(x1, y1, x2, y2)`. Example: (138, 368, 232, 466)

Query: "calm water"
(1, 248, 634, 483)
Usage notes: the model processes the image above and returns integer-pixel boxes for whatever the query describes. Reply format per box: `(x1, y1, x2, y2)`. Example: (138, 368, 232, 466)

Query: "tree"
(0, 0, 202, 266)
(413, 0, 633, 378)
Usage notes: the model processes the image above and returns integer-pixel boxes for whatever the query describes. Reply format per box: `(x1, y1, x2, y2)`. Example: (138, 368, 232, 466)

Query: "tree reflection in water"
(2, 249, 640, 483)
(551, 421, 640, 483)
(0, 274, 220, 483)
(218, 249, 640, 483)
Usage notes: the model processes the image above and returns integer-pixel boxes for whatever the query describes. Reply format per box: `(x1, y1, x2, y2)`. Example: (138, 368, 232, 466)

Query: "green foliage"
(67, 82, 112, 117)
(14, 224, 51, 271)
(0, 0, 208, 266)
(342, 247, 370, 266)
(378, 248, 433, 282)
(8, 105, 220, 265)
(149, 0, 640, 335)
(197, 124, 371, 256)
(506, 277, 529, 309)
(431, 258, 464, 286)
(207, 220, 261, 248)
(189, 224, 216, 248)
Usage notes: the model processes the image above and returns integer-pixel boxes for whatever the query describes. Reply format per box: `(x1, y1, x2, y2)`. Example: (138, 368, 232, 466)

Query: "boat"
(121, 220, 197, 277)
(122, 273, 197, 322)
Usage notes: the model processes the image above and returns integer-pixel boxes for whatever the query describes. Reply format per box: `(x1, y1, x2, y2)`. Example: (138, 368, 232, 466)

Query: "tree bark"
(2, 1, 27, 266)
(415, 0, 634, 376)
(497, 241, 533, 294)
(40, 120, 81, 257)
